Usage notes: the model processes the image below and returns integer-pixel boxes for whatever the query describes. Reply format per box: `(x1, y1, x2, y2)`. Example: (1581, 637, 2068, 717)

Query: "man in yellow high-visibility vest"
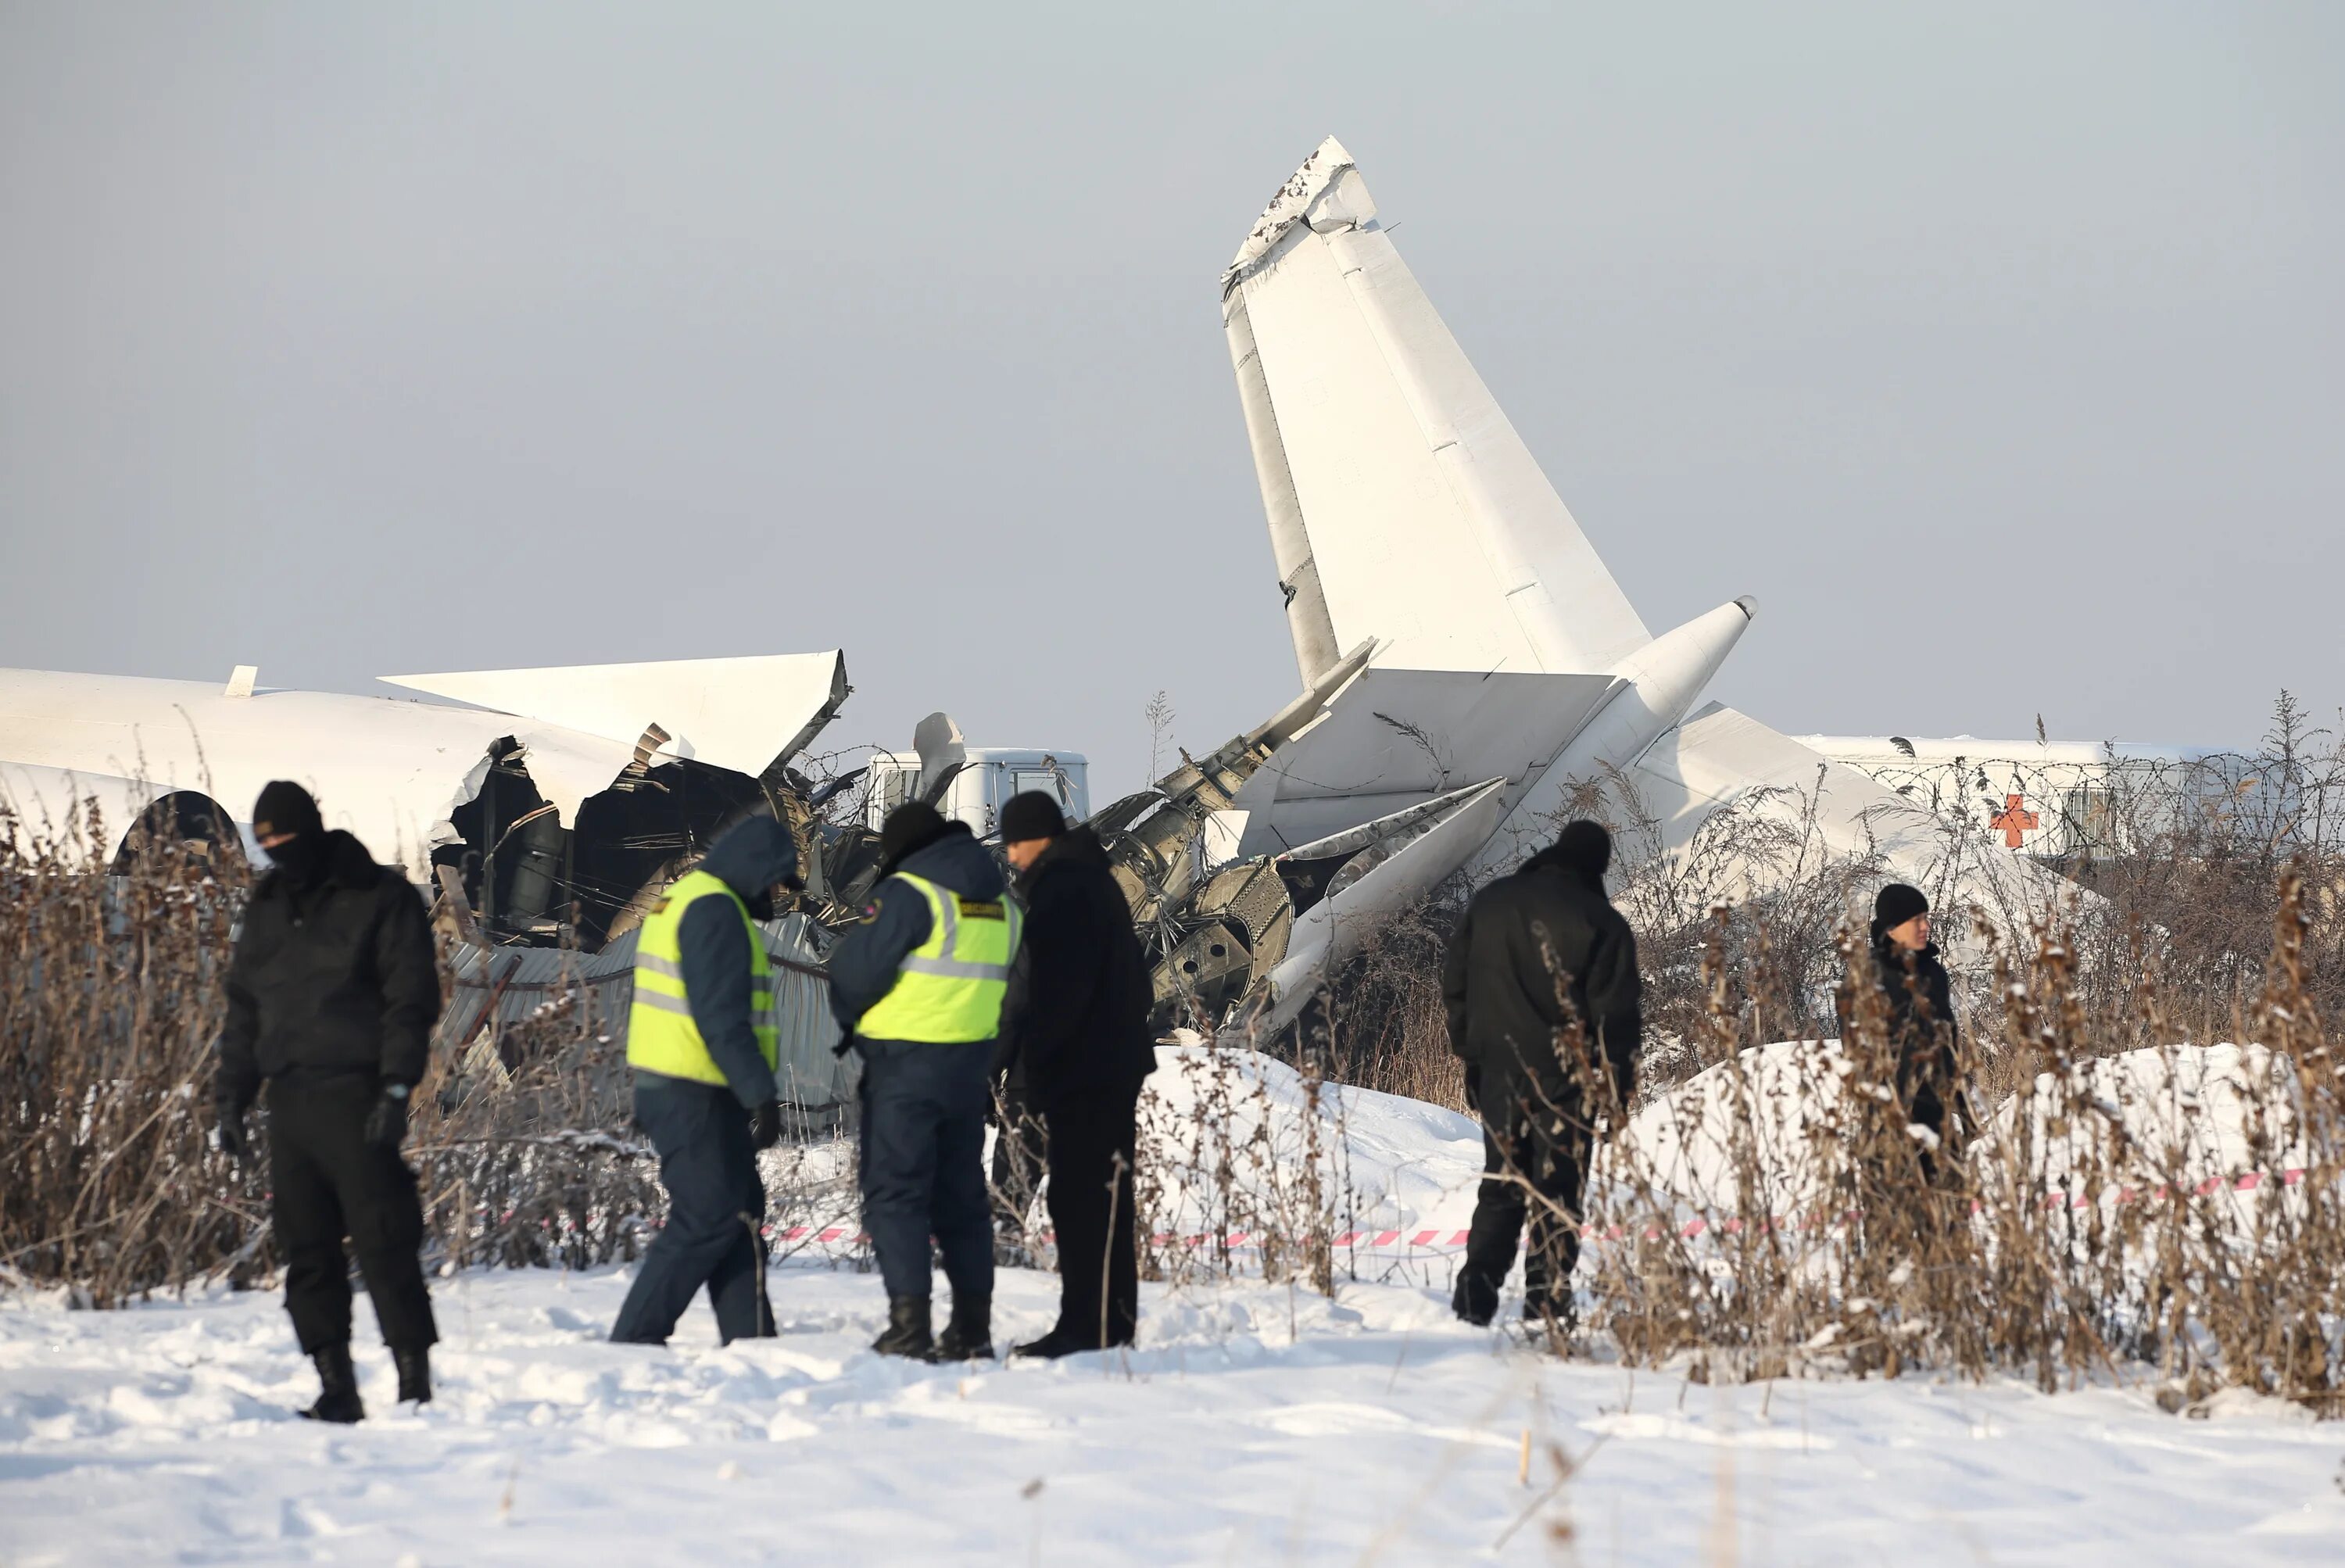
(826, 801, 1020, 1360)
(610, 815, 800, 1347)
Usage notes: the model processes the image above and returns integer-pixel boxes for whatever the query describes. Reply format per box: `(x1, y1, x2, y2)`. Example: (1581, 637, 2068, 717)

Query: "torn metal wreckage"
(4, 134, 2086, 1078)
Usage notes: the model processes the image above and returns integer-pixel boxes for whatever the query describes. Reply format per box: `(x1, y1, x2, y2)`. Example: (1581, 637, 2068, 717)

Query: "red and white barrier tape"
(756, 1166, 2313, 1256)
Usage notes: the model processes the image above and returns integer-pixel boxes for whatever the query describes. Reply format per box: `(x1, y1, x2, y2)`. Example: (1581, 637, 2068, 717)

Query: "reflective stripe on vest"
(626, 868, 779, 1085)
(855, 872, 1022, 1044)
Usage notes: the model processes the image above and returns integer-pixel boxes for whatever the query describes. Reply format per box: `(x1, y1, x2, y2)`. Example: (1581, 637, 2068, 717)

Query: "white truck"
(861, 748, 1089, 839)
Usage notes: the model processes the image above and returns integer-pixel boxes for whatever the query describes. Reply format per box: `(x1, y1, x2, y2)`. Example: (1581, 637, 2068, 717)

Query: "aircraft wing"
(378, 651, 848, 779)
(1223, 138, 1651, 684)
(1627, 703, 2075, 926)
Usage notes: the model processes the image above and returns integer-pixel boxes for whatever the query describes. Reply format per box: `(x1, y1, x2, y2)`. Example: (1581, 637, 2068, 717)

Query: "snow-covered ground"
(6, 1046, 2341, 1564)
(5, 1264, 2342, 1566)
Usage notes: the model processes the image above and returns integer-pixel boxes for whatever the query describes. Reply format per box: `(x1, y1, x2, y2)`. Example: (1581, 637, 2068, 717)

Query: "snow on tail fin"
(1222, 138, 1650, 680)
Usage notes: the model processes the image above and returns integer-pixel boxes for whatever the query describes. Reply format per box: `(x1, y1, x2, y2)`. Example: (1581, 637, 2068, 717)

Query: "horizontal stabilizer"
(1233, 665, 1620, 854)
(380, 652, 849, 780)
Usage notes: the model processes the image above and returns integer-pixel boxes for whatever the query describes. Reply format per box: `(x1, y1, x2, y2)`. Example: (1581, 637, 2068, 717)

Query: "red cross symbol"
(1990, 793, 2039, 848)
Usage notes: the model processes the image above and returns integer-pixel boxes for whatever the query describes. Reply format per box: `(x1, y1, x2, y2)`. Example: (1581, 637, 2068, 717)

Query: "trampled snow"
(4, 1266, 2340, 1564)
(5, 1048, 2341, 1564)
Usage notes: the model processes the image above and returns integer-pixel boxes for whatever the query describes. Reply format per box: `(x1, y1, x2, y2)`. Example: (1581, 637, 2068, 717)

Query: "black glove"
(750, 1099, 782, 1151)
(216, 1100, 252, 1164)
(363, 1084, 411, 1150)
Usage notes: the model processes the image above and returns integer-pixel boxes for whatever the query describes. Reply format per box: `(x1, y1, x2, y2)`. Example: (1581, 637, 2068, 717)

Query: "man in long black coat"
(1441, 819, 1642, 1335)
(215, 781, 442, 1423)
(994, 791, 1157, 1357)
(1840, 882, 1971, 1180)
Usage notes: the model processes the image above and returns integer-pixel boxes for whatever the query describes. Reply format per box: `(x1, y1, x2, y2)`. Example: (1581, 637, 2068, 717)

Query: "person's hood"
(1522, 840, 1607, 893)
(1017, 824, 1110, 896)
(697, 816, 799, 901)
(893, 822, 1004, 900)
(257, 829, 382, 899)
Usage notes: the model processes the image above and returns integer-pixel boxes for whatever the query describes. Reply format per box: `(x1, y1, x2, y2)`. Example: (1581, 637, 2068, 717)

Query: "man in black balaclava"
(1441, 819, 1642, 1341)
(216, 781, 442, 1423)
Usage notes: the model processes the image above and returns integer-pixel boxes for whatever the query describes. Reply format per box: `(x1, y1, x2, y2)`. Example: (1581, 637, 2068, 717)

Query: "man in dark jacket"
(994, 791, 1157, 1359)
(827, 802, 1017, 1360)
(1441, 819, 1642, 1336)
(215, 781, 441, 1423)
(609, 815, 797, 1347)
(1841, 882, 1970, 1179)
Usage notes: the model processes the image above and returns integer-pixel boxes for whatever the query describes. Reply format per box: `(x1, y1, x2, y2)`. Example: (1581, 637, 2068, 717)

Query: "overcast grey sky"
(3, 2, 2340, 795)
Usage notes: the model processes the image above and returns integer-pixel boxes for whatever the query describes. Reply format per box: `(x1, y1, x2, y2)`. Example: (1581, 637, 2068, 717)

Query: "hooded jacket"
(217, 829, 440, 1110)
(654, 816, 798, 1108)
(825, 823, 1007, 1040)
(997, 826, 1155, 1112)
(1441, 842, 1642, 1111)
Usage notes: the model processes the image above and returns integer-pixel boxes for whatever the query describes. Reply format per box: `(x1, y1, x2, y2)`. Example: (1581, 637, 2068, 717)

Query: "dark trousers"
(267, 1076, 437, 1355)
(1459, 1095, 1592, 1319)
(610, 1077, 775, 1345)
(1043, 1093, 1139, 1348)
(990, 1088, 1047, 1234)
(858, 1038, 993, 1304)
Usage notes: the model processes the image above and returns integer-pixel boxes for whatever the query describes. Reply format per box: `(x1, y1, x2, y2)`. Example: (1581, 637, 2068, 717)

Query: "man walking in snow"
(993, 791, 1156, 1359)
(827, 801, 1021, 1361)
(215, 781, 442, 1423)
(609, 815, 800, 1347)
(1441, 819, 1642, 1338)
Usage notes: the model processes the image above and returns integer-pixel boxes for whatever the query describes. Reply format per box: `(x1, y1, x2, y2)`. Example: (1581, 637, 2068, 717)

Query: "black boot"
(1011, 1323, 1098, 1360)
(393, 1344, 431, 1405)
(1452, 1270, 1499, 1328)
(933, 1294, 993, 1362)
(872, 1297, 933, 1360)
(298, 1343, 365, 1424)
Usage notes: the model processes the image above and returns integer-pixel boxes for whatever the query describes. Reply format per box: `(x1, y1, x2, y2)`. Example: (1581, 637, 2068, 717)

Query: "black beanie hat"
(999, 790, 1067, 844)
(1873, 882, 1929, 936)
(252, 780, 323, 840)
(877, 800, 951, 874)
(1551, 819, 1613, 883)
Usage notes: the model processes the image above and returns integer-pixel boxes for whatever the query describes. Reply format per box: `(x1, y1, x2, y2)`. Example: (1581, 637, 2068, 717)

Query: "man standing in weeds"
(995, 791, 1157, 1359)
(827, 802, 1020, 1361)
(1442, 819, 1642, 1339)
(610, 815, 800, 1348)
(1843, 882, 1970, 1182)
(215, 781, 441, 1423)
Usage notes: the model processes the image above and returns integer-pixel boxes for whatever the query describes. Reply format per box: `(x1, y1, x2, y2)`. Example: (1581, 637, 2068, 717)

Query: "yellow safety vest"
(856, 872, 1022, 1043)
(627, 869, 779, 1085)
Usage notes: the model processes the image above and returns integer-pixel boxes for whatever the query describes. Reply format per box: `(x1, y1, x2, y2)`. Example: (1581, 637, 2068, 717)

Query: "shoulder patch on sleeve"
(857, 894, 884, 924)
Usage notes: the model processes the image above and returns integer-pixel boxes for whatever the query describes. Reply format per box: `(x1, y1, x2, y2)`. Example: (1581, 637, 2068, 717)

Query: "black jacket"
(1848, 936, 1964, 1136)
(217, 830, 440, 1111)
(826, 824, 1006, 1040)
(657, 817, 797, 1108)
(997, 827, 1155, 1112)
(1441, 844, 1642, 1112)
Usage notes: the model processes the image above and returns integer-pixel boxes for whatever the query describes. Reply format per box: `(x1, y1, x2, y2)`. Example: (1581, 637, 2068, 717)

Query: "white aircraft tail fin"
(379, 651, 848, 780)
(1222, 138, 1651, 682)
